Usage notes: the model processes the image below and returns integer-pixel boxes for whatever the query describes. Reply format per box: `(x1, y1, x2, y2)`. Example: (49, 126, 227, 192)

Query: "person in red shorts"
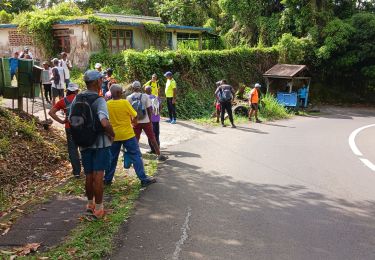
(214, 80, 222, 123)
(49, 83, 81, 177)
(127, 81, 168, 161)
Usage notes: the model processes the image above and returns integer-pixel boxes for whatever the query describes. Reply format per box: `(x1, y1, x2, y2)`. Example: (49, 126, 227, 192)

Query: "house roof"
(0, 24, 17, 29)
(95, 12, 161, 23)
(263, 64, 310, 79)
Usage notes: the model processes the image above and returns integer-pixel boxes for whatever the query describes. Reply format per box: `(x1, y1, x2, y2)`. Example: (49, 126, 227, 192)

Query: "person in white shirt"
(42, 61, 53, 103)
(50, 58, 65, 105)
(59, 52, 72, 88)
(19, 47, 33, 59)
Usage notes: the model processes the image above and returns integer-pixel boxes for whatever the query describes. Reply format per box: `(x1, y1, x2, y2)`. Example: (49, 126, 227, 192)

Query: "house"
(0, 13, 214, 68)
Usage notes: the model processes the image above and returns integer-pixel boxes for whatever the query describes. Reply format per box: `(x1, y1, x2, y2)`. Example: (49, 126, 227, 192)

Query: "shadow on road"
(112, 156, 375, 259)
(174, 121, 216, 135)
(234, 126, 268, 134)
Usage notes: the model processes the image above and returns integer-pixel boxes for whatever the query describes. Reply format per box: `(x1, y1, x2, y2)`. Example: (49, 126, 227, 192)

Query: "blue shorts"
(81, 147, 111, 174)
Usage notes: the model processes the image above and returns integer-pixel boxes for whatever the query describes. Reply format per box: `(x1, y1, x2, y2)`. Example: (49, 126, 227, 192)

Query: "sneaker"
(256, 119, 262, 123)
(222, 124, 226, 127)
(93, 208, 106, 219)
(231, 124, 236, 128)
(74, 174, 81, 179)
(171, 119, 176, 124)
(166, 119, 172, 123)
(141, 177, 157, 187)
(157, 155, 168, 161)
(86, 204, 95, 214)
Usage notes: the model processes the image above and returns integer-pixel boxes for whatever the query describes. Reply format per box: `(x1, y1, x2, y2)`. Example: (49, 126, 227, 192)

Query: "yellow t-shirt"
(165, 79, 176, 98)
(144, 80, 159, 96)
(107, 99, 137, 141)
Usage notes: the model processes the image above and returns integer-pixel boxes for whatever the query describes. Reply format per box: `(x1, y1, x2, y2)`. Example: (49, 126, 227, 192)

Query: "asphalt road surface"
(111, 107, 375, 260)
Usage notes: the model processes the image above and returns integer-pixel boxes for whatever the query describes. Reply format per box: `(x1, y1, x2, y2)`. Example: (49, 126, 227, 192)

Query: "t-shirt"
(148, 94, 161, 122)
(127, 92, 152, 124)
(69, 90, 112, 150)
(51, 66, 65, 89)
(20, 51, 33, 59)
(250, 88, 259, 104)
(59, 59, 71, 79)
(165, 79, 176, 98)
(9, 58, 18, 74)
(107, 99, 137, 141)
(144, 80, 159, 96)
(42, 68, 52, 84)
(53, 94, 76, 128)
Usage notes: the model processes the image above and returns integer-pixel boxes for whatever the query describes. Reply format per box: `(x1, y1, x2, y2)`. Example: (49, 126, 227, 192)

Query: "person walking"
(50, 58, 65, 106)
(215, 79, 236, 128)
(248, 83, 262, 123)
(49, 83, 81, 177)
(145, 86, 161, 154)
(214, 81, 222, 123)
(42, 61, 52, 104)
(143, 73, 160, 96)
(164, 71, 177, 124)
(104, 84, 157, 186)
(59, 52, 72, 89)
(9, 51, 19, 80)
(127, 81, 168, 161)
(69, 70, 115, 219)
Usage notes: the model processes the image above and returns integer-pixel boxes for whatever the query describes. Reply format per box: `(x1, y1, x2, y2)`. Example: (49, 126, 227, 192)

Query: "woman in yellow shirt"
(143, 73, 160, 96)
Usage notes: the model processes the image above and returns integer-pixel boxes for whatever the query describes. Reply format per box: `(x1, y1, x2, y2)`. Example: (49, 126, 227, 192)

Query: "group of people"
(9, 47, 34, 80)
(48, 60, 179, 218)
(214, 80, 262, 127)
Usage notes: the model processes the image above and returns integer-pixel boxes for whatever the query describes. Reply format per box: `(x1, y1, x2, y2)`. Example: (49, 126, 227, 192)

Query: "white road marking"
(360, 158, 375, 172)
(172, 207, 192, 260)
(349, 124, 375, 171)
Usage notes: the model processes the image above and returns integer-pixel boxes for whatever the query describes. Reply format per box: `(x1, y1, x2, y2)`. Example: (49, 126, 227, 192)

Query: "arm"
(100, 118, 115, 142)
(172, 88, 177, 104)
(49, 106, 66, 125)
(147, 107, 152, 122)
(68, 60, 72, 70)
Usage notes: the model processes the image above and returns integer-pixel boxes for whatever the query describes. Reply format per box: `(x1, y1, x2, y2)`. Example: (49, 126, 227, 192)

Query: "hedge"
(90, 48, 279, 119)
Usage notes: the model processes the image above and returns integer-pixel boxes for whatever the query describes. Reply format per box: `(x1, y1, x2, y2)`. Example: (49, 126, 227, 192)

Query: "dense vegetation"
(1, 0, 374, 103)
(90, 48, 278, 119)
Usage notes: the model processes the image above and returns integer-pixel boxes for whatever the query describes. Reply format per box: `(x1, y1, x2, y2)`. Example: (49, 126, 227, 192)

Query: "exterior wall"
(0, 28, 42, 59)
(53, 23, 91, 68)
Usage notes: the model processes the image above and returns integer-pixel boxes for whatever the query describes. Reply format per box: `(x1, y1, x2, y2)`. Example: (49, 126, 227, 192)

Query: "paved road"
(111, 108, 375, 260)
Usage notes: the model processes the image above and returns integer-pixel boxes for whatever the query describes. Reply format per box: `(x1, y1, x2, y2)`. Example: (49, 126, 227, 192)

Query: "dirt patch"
(0, 107, 70, 219)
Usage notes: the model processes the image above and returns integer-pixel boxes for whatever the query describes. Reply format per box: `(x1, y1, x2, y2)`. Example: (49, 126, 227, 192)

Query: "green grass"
(39, 159, 158, 259)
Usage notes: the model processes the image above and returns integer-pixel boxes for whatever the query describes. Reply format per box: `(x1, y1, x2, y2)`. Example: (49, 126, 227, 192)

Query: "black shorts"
(52, 88, 64, 98)
(251, 103, 259, 110)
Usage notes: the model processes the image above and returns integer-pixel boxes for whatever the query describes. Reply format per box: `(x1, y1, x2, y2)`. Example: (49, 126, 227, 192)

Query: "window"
(110, 29, 133, 52)
(166, 32, 173, 49)
(53, 29, 72, 53)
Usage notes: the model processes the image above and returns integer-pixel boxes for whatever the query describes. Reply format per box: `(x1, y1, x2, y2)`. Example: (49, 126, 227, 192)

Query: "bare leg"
(85, 173, 94, 201)
(93, 171, 104, 204)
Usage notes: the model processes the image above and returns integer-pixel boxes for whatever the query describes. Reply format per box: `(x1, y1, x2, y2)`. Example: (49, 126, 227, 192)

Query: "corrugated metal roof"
(95, 12, 161, 23)
(263, 64, 308, 78)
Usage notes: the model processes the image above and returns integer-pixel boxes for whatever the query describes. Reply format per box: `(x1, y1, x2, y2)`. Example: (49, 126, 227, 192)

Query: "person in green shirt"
(164, 71, 177, 124)
(143, 73, 160, 97)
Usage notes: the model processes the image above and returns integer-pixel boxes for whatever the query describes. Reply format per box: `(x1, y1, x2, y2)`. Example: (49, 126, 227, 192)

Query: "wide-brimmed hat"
(67, 83, 79, 91)
(84, 70, 103, 82)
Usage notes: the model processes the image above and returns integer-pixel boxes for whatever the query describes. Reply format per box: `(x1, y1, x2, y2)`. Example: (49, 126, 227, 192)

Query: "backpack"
(218, 86, 233, 102)
(52, 67, 60, 86)
(150, 96, 160, 116)
(69, 93, 103, 147)
(131, 94, 146, 120)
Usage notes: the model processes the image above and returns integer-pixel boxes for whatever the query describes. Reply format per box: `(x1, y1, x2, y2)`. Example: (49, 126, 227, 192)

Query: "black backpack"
(69, 93, 103, 147)
(52, 67, 60, 86)
(218, 86, 233, 102)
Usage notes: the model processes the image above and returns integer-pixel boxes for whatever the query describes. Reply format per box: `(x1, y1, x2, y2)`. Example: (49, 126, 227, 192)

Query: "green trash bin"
(18, 59, 34, 73)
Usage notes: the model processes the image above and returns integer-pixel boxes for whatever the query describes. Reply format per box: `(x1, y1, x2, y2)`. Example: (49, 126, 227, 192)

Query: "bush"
(90, 47, 279, 119)
(260, 94, 291, 120)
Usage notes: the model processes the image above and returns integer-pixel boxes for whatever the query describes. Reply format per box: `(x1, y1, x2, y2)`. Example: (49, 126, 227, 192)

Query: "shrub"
(260, 94, 291, 120)
(0, 137, 10, 156)
(90, 47, 279, 119)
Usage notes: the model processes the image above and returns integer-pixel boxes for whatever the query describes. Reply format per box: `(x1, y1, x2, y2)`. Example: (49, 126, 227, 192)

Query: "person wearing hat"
(164, 71, 177, 124)
(41, 61, 52, 103)
(102, 68, 117, 97)
(59, 52, 73, 89)
(94, 63, 102, 72)
(249, 83, 262, 123)
(19, 47, 33, 59)
(69, 70, 115, 219)
(143, 73, 160, 97)
(9, 51, 19, 81)
(49, 82, 81, 178)
(104, 84, 157, 186)
(127, 81, 168, 161)
(50, 58, 66, 105)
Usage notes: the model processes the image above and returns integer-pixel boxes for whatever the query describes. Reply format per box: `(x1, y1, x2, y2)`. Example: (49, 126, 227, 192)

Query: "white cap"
(94, 63, 102, 69)
(67, 83, 79, 92)
(255, 83, 261, 88)
(132, 80, 141, 89)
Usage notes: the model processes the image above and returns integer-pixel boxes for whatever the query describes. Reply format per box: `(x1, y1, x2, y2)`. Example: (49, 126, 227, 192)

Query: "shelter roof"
(263, 64, 310, 79)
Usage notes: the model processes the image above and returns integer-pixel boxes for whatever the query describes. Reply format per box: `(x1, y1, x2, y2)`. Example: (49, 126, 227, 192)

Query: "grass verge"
(38, 159, 158, 259)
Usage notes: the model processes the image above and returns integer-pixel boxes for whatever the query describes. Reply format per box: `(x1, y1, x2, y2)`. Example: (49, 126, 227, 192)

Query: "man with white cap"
(127, 81, 168, 161)
(59, 52, 73, 89)
(249, 83, 262, 123)
(49, 82, 81, 178)
(94, 63, 102, 72)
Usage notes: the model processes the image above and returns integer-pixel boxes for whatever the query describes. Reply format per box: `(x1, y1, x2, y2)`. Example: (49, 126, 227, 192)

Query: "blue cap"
(84, 70, 103, 82)
(164, 71, 173, 77)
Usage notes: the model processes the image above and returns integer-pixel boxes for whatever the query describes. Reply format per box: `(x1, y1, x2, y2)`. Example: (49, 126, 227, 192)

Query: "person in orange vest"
(248, 83, 262, 123)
